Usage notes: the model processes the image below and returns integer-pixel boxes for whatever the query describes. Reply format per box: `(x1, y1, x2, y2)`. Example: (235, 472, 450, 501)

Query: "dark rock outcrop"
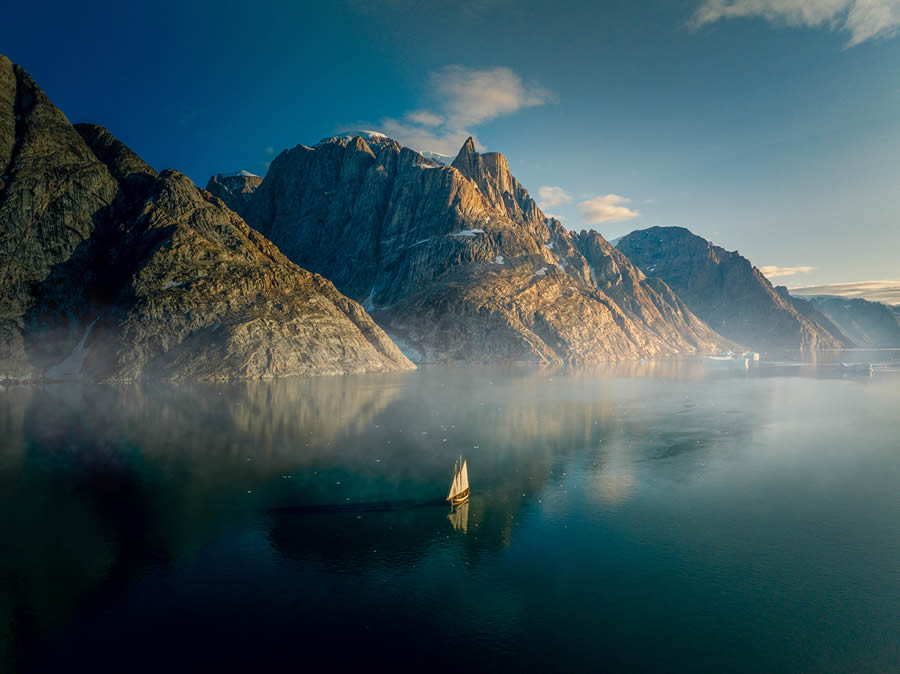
(615, 226, 852, 351)
(0, 55, 413, 381)
(800, 295, 900, 348)
(204, 170, 262, 216)
(244, 135, 731, 364)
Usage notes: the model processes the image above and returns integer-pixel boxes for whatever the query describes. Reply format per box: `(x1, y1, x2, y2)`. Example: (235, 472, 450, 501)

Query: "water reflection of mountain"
(1, 369, 760, 672)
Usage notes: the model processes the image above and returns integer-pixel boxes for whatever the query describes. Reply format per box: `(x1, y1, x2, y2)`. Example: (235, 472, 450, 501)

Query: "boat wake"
(267, 498, 447, 516)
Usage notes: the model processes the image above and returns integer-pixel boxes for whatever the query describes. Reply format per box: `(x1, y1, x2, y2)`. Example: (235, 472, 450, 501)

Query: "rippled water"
(2, 356, 899, 672)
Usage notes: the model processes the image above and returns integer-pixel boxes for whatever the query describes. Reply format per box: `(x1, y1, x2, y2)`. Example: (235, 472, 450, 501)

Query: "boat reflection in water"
(447, 500, 469, 534)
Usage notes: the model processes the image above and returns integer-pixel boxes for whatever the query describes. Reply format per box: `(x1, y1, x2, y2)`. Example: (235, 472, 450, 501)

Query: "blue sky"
(3, 0, 898, 291)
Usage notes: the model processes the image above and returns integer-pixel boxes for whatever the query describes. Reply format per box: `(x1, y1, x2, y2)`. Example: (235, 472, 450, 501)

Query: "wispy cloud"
(359, 65, 556, 156)
(690, 0, 900, 47)
(790, 280, 900, 304)
(578, 195, 640, 224)
(759, 264, 814, 279)
(405, 110, 444, 127)
(537, 186, 573, 209)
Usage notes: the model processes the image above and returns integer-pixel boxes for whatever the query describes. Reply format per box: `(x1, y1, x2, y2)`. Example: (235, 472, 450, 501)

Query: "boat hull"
(448, 488, 470, 506)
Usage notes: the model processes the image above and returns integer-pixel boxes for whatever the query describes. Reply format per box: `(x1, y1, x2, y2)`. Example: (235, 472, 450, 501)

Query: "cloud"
(759, 264, 814, 278)
(578, 195, 640, 224)
(537, 186, 573, 209)
(789, 280, 900, 304)
(405, 110, 444, 127)
(431, 65, 555, 129)
(357, 65, 556, 156)
(690, 0, 900, 47)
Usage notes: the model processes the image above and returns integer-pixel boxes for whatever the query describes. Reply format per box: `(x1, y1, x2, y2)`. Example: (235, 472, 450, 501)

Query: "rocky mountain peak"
(205, 169, 263, 217)
(0, 55, 414, 381)
(349, 134, 375, 157)
(451, 136, 478, 170)
(616, 226, 852, 351)
(448, 137, 542, 235)
(243, 132, 731, 364)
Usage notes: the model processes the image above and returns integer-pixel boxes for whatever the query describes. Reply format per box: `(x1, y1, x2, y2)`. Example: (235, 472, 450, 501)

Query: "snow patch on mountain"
(217, 170, 259, 178)
(319, 130, 392, 146)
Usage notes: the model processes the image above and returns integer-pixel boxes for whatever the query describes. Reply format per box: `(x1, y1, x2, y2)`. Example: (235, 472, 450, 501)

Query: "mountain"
(798, 295, 900, 348)
(419, 151, 453, 166)
(772, 286, 852, 347)
(242, 134, 731, 364)
(0, 55, 413, 381)
(205, 170, 262, 215)
(615, 227, 852, 351)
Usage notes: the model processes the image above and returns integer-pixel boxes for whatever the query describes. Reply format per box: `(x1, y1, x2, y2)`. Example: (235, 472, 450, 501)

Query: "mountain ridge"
(241, 134, 734, 364)
(0, 55, 414, 382)
(615, 226, 853, 351)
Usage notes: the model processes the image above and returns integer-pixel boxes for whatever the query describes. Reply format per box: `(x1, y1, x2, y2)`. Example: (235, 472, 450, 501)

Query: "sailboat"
(447, 456, 470, 506)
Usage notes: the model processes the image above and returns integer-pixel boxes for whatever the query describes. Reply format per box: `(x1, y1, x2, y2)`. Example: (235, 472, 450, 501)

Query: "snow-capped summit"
(420, 151, 454, 166)
(316, 132, 457, 167)
(318, 130, 393, 147)
(217, 169, 260, 178)
(205, 170, 263, 215)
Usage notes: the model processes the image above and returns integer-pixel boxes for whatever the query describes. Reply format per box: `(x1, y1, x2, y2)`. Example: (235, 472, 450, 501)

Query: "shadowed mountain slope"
(799, 295, 900, 347)
(0, 55, 413, 381)
(616, 227, 852, 351)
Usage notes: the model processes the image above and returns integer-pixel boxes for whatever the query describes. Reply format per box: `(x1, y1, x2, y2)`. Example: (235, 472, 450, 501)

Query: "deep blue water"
(1, 356, 899, 672)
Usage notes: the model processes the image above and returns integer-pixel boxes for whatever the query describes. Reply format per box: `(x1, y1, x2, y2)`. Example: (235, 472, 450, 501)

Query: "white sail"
(448, 464, 460, 499)
(459, 460, 469, 492)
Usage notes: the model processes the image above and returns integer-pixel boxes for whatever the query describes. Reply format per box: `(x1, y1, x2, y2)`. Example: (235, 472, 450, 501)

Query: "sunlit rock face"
(244, 135, 730, 364)
(0, 55, 413, 381)
(616, 227, 853, 352)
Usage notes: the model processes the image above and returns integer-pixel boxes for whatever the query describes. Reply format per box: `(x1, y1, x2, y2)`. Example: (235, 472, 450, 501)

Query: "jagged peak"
(451, 137, 478, 172)
(348, 134, 376, 158)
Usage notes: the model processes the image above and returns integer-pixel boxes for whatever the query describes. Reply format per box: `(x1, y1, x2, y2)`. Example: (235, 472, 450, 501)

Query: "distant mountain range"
(615, 227, 852, 351)
(1, 53, 882, 382)
(796, 296, 900, 348)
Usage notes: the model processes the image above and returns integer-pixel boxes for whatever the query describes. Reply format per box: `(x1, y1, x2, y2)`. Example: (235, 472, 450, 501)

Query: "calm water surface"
(1, 356, 899, 672)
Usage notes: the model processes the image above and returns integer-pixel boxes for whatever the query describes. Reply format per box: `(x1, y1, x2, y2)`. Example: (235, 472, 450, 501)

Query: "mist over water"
(2, 359, 899, 672)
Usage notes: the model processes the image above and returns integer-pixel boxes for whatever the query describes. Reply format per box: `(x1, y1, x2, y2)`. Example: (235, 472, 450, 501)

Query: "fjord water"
(2, 360, 899, 672)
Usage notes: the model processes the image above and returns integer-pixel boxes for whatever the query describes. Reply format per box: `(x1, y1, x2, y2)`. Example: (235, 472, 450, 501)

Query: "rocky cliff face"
(0, 55, 413, 381)
(244, 134, 731, 364)
(800, 295, 900, 348)
(615, 227, 852, 351)
(204, 170, 262, 216)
